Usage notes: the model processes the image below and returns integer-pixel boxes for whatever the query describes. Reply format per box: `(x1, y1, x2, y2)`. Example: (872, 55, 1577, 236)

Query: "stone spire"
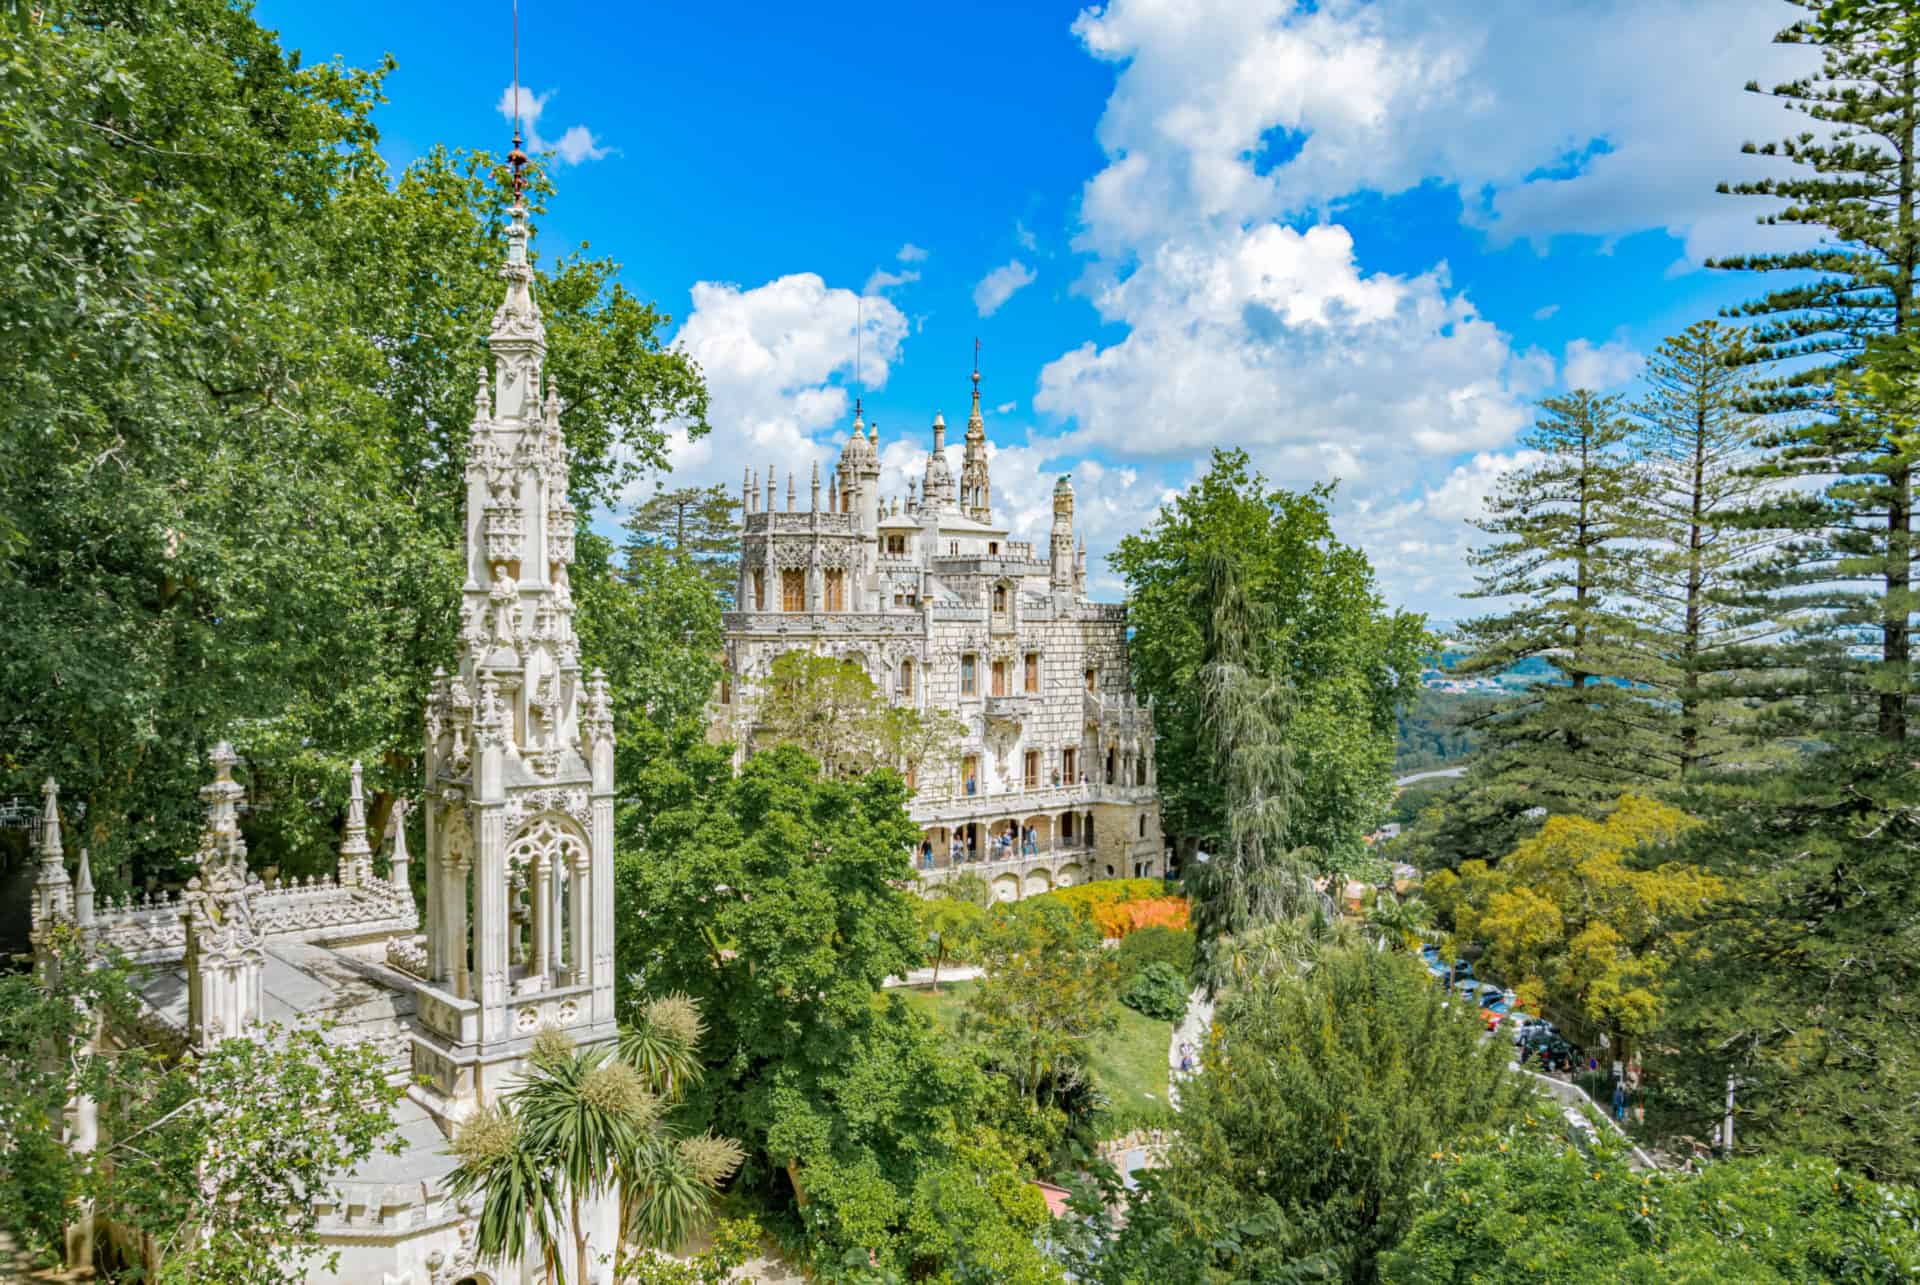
(787, 470, 797, 512)
(419, 161, 619, 1084)
(30, 776, 71, 939)
(742, 466, 752, 515)
(74, 847, 94, 929)
(339, 761, 373, 888)
(388, 798, 411, 894)
(922, 411, 956, 511)
(810, 459, 821, 512)
(961, 360, 991, 524)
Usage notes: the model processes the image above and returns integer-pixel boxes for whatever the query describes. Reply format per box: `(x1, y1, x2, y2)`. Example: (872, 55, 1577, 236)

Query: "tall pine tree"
(1713, 0, 1920, 744)
(1449, 393, 1660, 858)
(620, 483, 741, 604)
(1629, 322, 1784, 780)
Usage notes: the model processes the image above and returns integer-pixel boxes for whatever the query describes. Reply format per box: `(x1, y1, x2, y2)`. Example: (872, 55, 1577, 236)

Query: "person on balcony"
(965, 775, 977, 796)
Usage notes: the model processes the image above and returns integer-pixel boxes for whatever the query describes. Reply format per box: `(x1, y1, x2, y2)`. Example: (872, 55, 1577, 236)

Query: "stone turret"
(1051, 474, 1076, 593)
(961, 367, 992, 523)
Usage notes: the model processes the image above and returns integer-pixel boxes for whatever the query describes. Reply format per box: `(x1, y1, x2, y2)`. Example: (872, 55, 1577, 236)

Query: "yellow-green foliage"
(1027, 878, 1165, 917)
(1433, 795, 1718, 1044)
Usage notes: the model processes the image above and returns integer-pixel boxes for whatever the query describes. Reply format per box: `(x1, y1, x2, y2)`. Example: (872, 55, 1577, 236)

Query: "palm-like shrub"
(443, 997, 742, 1284)
(445, 1104, 564, 1281)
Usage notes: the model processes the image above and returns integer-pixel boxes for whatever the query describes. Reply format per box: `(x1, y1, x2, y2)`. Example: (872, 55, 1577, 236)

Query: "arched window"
(993, 585, 1008, 612)
(1138, 814, 1147, 838)
(897, 658, 914, 698)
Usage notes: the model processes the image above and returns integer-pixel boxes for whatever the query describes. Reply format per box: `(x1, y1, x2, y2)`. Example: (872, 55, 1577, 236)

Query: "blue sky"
(258, 0, 1817, 620)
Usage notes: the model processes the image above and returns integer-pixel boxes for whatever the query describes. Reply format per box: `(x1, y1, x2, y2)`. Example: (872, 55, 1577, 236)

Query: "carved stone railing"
(743, 512, 856, 536)
(83, 895, 188, 963)
(984, 694, 1034, 724)
(504, 980, 595, 1039)
(413, 985, 480, 1044)
(722, 611, 922, 636)
(251, 878, 418, 945)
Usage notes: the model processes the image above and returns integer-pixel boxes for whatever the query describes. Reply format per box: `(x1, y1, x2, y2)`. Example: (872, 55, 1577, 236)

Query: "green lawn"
(897, 981, 1172, 1124)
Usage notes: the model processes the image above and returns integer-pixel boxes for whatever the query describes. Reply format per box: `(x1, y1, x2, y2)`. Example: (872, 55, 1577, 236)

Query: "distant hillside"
(1395, 687, 1494, 774)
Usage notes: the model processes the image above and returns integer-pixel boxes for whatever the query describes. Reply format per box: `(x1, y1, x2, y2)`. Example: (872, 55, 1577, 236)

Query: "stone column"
(568, 849, 589, 990)
(424, 802, 443, 978)
(591, 793, 615, 1025)
(474, 802, 507, 1040)
(447, 853, 470, 998)
(530, 857, 549, 982)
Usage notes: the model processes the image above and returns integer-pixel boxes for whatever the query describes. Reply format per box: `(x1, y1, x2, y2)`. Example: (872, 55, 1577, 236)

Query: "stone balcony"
(908, 779, 1155, 826)
(984, 693, 1035, 724)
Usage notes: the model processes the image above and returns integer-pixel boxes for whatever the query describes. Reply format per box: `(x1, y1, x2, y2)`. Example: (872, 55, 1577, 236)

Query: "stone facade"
(716, 373, 1164, 901)
(29, 191, 618, 1285)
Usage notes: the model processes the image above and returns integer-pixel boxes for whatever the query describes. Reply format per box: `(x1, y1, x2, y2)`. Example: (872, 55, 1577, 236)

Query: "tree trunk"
(572, 1188, 588, 1285)
(1681, 398, 1706, 777)
(1885, 59, 1916, 745)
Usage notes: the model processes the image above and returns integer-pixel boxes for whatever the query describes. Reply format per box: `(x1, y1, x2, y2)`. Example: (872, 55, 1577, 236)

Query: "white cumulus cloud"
(897, 243, 930, 263)
(644, 274, 907, 501)
(973, 260, 1037, 317)
(495, 86, 610, 166)
(1563, 337, 1644, 391)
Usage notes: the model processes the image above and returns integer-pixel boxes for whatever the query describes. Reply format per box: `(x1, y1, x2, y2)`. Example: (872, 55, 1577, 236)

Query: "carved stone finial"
(339, 760, 373, 887)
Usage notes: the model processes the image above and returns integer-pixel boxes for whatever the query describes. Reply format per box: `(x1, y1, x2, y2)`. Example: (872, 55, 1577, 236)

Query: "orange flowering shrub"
(1092, 897, 1189, 939)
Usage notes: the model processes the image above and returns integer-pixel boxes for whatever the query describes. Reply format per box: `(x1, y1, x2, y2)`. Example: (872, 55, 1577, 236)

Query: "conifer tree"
(1628, 322, 1783, 780)
(1450, 393, 1659, 853)
(1712, 0, 1920, 743)
(621, 483, 741, 604)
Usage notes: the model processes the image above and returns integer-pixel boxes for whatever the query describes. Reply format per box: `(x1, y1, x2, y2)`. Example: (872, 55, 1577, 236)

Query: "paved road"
(1394, 766, 1468, 787)
(1167, 988, 1214, 1110)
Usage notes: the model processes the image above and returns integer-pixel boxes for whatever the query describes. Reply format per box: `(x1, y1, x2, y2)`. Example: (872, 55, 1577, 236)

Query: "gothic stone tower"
(414, 194, 617, 1111)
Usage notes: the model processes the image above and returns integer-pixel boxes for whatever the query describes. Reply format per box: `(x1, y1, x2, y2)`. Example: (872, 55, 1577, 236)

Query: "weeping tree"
(1185, 552, 1320, 995)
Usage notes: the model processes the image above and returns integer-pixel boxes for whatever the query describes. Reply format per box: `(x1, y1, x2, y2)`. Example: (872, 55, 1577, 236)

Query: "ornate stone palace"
(714, 372, 1164, 900)
(29, 191, 617, 1285)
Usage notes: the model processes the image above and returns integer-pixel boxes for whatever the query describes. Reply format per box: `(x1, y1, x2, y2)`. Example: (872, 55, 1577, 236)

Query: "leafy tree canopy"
(0, 0, 706, 890)
(1383, 1119, 1920, 1283)
(1094, 944, 1525, 1284)
(1110, 448, 1426, 869)
(1429, 796, 1717, 1052)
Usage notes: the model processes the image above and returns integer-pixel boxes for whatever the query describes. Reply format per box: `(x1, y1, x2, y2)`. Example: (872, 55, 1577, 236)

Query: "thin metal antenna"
(508, 0, 528, 194)
(855, 293, 864, 416)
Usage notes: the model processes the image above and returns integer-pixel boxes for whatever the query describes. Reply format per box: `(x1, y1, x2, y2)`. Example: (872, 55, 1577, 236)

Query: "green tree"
(621, 483, 743, 605)
(0, 1, 706, 890)
(1429, 796, 1718, 1059)
(615, 743, 1026, 1273)
(1628, 322, 1783, 779)
(961, 901, 1121, 1114)
(0, 932, 402, 1283)
(1181, 551, 1320, 995)
(1656, 747, 1920, 1183)
(447, 1008, 742, 1285)
(574, 531, 724, 785)
(1383, 1119, 1920, 1283)
(919, 892, 988, 993)
(1446, 393, 1656, 862)
(1094, 945, 1524, 1284)
(1111, 448, 1426, 871)
(752, 650, 963, 785)
(1713, 0, 1920, 743)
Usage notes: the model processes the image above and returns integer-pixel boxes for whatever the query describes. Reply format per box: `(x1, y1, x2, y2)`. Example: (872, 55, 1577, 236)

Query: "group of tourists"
(916, 826, 1045, 870)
